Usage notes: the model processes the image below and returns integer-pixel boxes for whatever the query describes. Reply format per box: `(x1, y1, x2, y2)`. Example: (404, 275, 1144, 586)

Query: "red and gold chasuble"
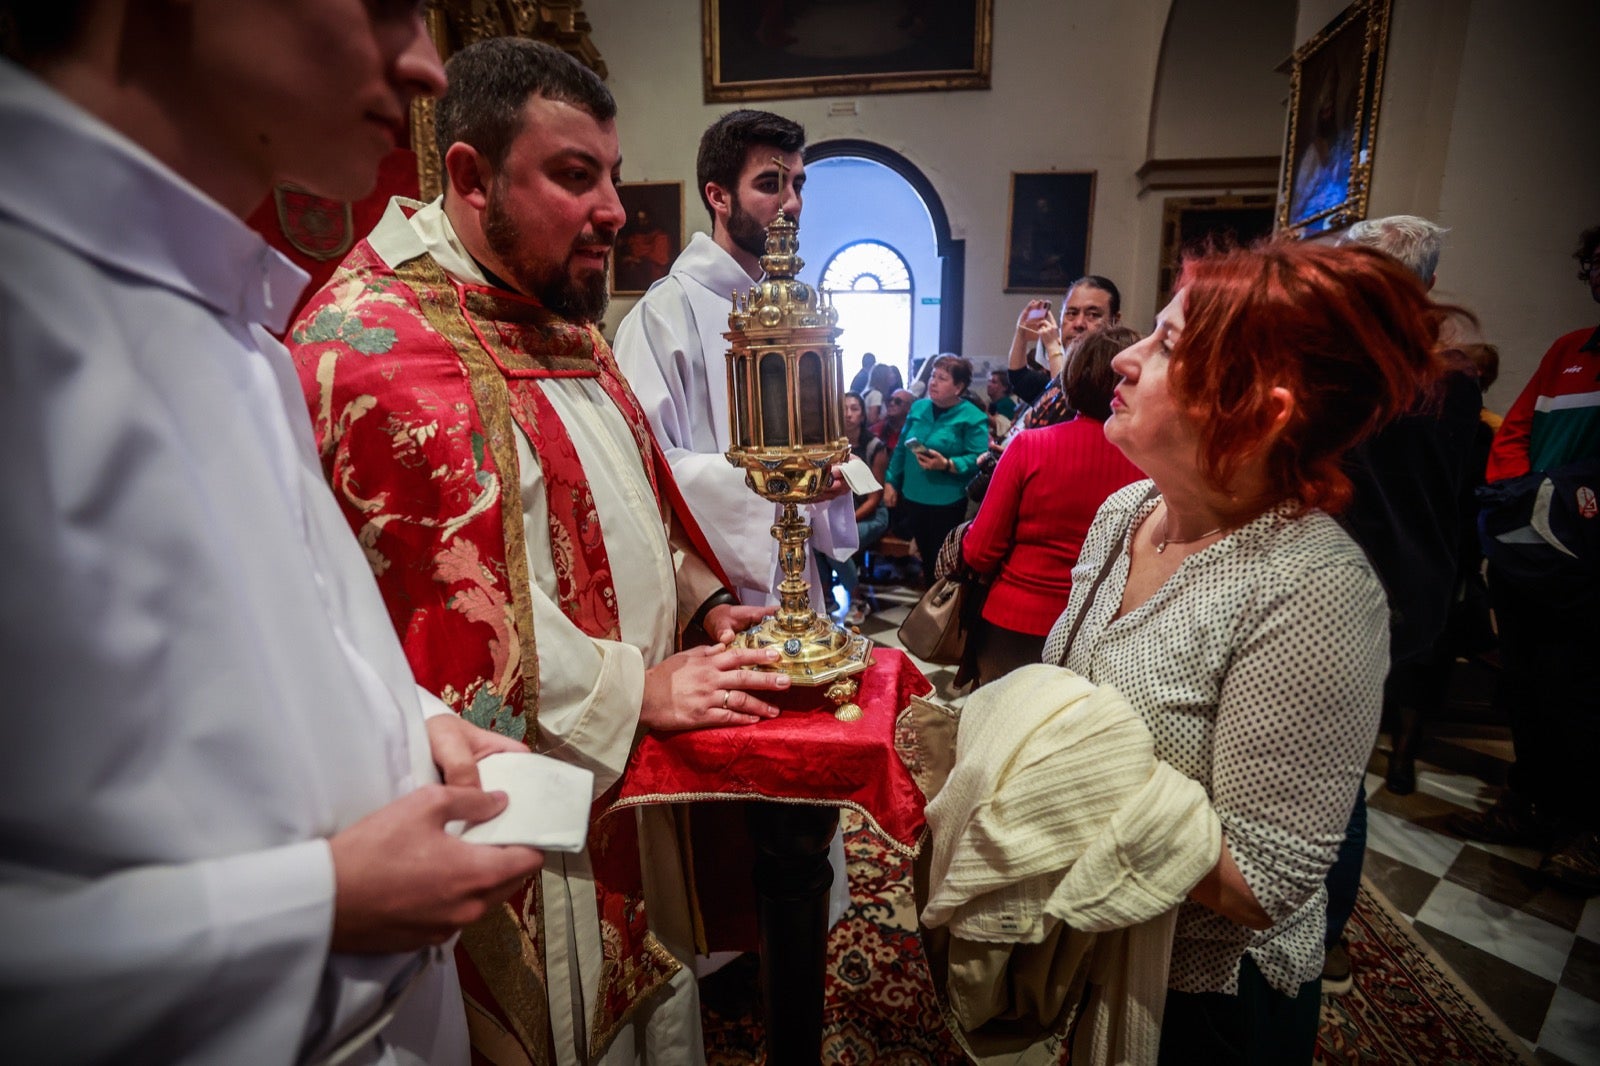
(292, 240, 727, 1064)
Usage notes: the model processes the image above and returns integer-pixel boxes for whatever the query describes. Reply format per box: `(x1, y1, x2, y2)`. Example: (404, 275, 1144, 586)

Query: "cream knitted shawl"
(920, 664, 1222, 1065)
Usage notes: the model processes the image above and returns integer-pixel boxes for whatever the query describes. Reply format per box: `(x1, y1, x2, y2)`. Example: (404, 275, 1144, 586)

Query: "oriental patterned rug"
(701, 813, 1534, 1065)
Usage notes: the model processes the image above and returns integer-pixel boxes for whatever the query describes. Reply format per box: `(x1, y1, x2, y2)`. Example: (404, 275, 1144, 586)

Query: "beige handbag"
(897, 572, 973, 665)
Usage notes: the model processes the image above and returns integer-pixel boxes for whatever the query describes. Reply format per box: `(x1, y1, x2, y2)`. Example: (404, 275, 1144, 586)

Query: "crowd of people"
(2, 4, 1594, 1064)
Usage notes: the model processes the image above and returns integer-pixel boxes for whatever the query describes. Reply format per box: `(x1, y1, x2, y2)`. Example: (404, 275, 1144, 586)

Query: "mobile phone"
(907, 437, 928, 455)
(1024, 308, 1048, 323)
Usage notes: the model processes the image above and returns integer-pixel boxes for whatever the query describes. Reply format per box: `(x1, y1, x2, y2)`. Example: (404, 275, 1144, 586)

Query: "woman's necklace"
(1154, 510, 1224, 554)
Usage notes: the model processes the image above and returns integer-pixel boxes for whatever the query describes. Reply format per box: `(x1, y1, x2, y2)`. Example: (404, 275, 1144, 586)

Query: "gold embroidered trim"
(460, 900, 556, 1066)
(606, 793, 923, 859)
(401, 255, 544, 726)
(587, 930, 683, 1060)
(462, 993, 538, 1066)
(462, 288, 601, 374)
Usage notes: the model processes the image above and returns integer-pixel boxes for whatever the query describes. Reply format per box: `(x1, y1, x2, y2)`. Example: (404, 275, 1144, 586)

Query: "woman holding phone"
(883, 354, 989, 585)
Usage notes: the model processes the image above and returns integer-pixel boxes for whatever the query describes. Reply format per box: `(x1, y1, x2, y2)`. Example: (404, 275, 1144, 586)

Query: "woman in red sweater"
(961, 329, 1145, 685)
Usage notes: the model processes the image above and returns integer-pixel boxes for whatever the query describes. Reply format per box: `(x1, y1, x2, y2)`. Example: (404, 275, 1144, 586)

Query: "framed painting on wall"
(1003, 171, 1096, 294)
(408, 0, 609, 200)
(1157, 194, 1277, 303)
(611, 182, 683, 297)
(1277, 0, 1392, 236)
(703, 0, 992, 102)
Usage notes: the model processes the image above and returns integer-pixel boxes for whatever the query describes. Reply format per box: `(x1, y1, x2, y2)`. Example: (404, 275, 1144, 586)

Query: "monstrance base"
(732, 613, 872, 687)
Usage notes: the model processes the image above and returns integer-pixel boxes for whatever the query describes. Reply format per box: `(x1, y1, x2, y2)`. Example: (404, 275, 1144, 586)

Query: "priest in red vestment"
(288, 39, 787, 1066)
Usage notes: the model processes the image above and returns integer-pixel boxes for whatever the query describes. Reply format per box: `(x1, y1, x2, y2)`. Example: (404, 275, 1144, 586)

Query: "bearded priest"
(289, 38, 788, 1066)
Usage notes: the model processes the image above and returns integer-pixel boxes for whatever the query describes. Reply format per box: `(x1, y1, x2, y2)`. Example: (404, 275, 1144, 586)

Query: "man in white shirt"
(614, 110, 858, 608)
(0, 4, 545, 1063)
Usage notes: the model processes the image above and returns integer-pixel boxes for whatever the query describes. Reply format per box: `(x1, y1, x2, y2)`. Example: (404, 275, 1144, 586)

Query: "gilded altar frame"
(409, 1, 607, 201)
(1277, 0, 1392, 237)
(703, 0, 992, 102)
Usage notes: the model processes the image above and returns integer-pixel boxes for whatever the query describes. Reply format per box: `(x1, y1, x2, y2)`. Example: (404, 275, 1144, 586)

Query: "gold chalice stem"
(773, 502, 814, 633)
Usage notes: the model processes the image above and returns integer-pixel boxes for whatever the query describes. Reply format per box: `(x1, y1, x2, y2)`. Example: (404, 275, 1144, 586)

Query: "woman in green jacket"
(884, 354, 991, 584)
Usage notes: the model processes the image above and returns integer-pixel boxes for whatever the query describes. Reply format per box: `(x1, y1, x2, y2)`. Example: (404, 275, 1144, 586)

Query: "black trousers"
(901, 496, 968, 586)
(1492, 563, 1600, 829)
(1158, 956, 1321, 1065)
(969, 619, 1046, 688)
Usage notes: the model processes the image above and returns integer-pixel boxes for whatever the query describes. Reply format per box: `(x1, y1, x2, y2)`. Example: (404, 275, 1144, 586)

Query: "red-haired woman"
(1041, 241, 1445, 1062)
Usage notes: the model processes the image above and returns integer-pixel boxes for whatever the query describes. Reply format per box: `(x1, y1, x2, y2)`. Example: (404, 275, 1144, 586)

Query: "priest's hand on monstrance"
(702, 601, 778, 645)
(640, 643, 792, 730)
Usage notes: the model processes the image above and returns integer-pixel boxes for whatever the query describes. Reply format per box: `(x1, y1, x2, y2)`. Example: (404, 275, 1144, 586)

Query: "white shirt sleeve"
(614, 286, 783, 599)
(0, 841, 335, 1063)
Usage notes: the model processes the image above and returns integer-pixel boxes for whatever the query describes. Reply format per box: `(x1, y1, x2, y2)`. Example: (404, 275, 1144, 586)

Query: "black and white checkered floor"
(840, 575, 1600, 1065)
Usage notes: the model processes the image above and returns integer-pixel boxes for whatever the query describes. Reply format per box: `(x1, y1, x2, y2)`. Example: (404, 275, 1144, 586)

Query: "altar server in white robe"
(613, 109, 861, 939)
(0, 4, 543, 1063)
(614, 109, 858, 610)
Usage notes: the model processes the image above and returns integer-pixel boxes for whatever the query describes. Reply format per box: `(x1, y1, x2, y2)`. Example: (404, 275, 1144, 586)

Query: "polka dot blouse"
(1042, 480, 1388, 997)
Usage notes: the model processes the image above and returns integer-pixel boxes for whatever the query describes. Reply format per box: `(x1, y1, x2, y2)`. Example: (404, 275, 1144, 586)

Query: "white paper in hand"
(459, 752, 593, 852)
(839, 454, 882, 495)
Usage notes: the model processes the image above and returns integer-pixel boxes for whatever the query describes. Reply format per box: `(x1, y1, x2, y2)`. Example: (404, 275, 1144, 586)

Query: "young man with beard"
(614, 110, 857, 611)
(288, 39, 788, 1065)
(0, 2, 553, 1063)
(612, 113, 860, 946)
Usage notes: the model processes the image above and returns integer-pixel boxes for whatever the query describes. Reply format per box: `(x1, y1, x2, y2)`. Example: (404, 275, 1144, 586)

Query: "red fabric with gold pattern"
(289, 238, 724, 1062)
(610, 649, 932, 949)
(453, 280, 730, 598)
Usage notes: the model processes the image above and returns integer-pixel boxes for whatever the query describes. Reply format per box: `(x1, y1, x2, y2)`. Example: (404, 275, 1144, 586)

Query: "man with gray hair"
(1343, 214, 1449, 283)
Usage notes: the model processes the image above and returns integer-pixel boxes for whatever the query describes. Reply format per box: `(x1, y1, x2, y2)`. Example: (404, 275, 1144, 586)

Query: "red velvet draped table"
(611, 648, 931, 1065)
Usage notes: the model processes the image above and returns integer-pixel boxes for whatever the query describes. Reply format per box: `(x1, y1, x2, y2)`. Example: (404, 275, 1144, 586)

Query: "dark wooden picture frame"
(1278, 0, 1392, 236)
(611, 182, 684, 296)
(1003, 171, 1096, 294)
(703, 0, 992, 102)
(1158, 194, 1277, 304)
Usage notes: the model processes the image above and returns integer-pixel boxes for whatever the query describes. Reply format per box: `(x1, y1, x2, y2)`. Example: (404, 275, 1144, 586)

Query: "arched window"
(820, 240, 914, 374)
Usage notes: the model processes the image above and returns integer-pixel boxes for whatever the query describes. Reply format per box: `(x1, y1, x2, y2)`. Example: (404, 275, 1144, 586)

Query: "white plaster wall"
(1424, 0, 1599, 411)
(583, 0, 1598, 413)
(1133, 0, 1297, 325)
(1148, 0, 1296, 161)
(1298, 0, 1600, 410)
(585, 0, 1173, 353)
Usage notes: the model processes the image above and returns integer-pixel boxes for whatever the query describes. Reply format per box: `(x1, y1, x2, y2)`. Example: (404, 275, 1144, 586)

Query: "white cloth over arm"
(613, 233, 857, 607)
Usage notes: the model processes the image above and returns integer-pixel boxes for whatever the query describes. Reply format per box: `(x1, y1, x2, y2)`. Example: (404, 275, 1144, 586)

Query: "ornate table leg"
(745, 801, 840, 1065)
